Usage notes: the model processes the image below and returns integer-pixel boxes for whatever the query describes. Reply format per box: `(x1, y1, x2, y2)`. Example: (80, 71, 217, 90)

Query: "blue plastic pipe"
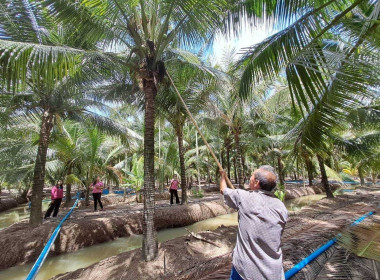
(285, 207, 378, 280)
(349, 211, 374, 227)
(26, 199, 79, 280)
(285, 238, 337, 279)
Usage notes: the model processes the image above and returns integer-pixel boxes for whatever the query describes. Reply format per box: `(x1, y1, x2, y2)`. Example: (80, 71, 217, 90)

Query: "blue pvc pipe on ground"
(285, 238, 337, 280)
(26, 199, 79, 280)
(285, 207, 378, 280)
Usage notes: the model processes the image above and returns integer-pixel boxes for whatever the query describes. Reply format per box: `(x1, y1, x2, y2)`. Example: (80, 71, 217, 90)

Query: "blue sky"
(211, 22, 274, 65)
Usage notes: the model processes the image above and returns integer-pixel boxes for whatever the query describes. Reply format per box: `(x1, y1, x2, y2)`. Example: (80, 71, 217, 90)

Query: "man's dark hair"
(254, 169, 277, 191)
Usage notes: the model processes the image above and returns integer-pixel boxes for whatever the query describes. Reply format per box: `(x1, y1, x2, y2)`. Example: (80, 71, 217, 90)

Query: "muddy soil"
(0, 193, 27, 212)
(0, 184, 340, 270)
(0, 196, 233, 270)
(53, 188, 380, 280)
(0, 198, 18, 212)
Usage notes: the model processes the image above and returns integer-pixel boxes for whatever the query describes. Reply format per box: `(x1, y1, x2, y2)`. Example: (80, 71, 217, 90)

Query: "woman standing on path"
(169, 174, 180, 205)
(91, 176, 104, 211)
(44, 180, 64, 219)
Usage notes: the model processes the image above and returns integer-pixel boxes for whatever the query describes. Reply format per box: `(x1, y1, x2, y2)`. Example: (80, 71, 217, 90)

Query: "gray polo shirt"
(224, 188, 288, 280)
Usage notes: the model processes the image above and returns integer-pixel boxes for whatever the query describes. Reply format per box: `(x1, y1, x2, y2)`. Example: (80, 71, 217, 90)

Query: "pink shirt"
(92, 181, 104, 194)
(51, 186, 64, 200)
(170, 179, 179, 190)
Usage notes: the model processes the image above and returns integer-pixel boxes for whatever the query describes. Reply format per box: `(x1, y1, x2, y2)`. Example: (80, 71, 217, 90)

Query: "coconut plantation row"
(0, 0, 379, 280)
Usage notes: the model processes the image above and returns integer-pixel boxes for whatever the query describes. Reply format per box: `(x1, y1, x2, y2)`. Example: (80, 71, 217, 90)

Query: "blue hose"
(25, 199, 79, 280)
(285, 207, 378, 279)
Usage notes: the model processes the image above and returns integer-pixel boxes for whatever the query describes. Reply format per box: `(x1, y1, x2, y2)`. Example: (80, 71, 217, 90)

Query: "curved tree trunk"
(234, 132, 244, 188)
(142, 78, 158, 261)
(30, 108, 54, 226)
(317, 155, 334, 198)
(177, 126, 187, 204)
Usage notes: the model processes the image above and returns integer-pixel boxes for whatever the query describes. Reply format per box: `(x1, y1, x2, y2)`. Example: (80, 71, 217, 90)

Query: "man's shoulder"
(266, 196, 288, 218)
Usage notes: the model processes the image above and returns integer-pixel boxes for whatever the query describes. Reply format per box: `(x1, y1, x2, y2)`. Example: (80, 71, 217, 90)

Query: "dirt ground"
(0, 194, 233, 269)
(52, 187, 380, 280)
(0, 183, 340, 270)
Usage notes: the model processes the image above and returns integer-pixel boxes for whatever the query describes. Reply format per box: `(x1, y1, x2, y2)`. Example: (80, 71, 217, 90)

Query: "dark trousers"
(170, 189, 180, 204)
(44, 198, 62, 218)
(93, 193, 103, 210)
(230, 266, 244, 280)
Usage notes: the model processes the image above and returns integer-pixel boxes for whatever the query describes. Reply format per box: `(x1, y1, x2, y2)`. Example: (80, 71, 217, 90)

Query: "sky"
(210, 21, 275, 66)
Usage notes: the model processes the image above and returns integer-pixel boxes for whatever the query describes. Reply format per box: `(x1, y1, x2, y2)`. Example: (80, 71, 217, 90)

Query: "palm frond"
(337, 216, 380, 262)
(0, 39, 82, 90)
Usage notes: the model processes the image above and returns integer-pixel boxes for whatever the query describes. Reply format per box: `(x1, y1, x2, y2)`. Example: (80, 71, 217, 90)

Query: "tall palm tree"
(0, 0, 258, 259)
(0, 0, 126, 224)
(156, 59, 217, 203)
(40, 0, 237, 261)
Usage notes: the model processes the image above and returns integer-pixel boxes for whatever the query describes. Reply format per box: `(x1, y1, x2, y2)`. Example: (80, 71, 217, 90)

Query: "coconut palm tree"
(0, 1, 129, 225)
(156, 58, 218, 203)
(334, 104, 380, 186)
(50, 120, 84, 203)
(11, 0, 239, 260)
(238, 1, 380, 197)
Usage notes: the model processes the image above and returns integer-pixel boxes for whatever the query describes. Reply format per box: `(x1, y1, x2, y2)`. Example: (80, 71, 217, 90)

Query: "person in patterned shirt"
(220, 166, 288, 280)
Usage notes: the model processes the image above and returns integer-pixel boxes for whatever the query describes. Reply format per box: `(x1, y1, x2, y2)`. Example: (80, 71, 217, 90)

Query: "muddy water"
(284, 194, 325, 211)
(0, 194, 325, 280)
(0, 201, 50, 230)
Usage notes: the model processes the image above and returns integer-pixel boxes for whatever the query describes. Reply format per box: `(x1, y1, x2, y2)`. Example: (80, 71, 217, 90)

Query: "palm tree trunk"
(358, 166, 365, 186)
(226, 145, 231, 179)
(176, 126, 187, 204)
(85, 169, 92, 206)
(234, 132, 244, 188)
(305, 158, 314, 186)
(65, 164, 72, 203)
(317, 155, 334, 198)
(233, 156, 238, 184)
(207, 157, 211, 187)
(277, 156, 285, 186)
(242, 155, 246, 182)
(30, 108, 54, 226)
(142, 78, 158, 261)
(195, 132, 201, 190)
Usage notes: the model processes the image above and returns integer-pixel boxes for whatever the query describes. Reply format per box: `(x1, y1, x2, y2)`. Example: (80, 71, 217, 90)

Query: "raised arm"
(219, 171, 228, 194)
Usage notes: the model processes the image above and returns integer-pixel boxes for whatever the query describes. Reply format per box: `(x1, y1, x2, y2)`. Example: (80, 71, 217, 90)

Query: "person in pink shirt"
(44, 180, 64, 219)
(169, 174, 180, 205)
(91, 176, 104, 211)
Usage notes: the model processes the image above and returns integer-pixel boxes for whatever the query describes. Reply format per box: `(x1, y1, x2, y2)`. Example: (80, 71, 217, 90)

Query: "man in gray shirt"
(220, 167, 288, 280)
